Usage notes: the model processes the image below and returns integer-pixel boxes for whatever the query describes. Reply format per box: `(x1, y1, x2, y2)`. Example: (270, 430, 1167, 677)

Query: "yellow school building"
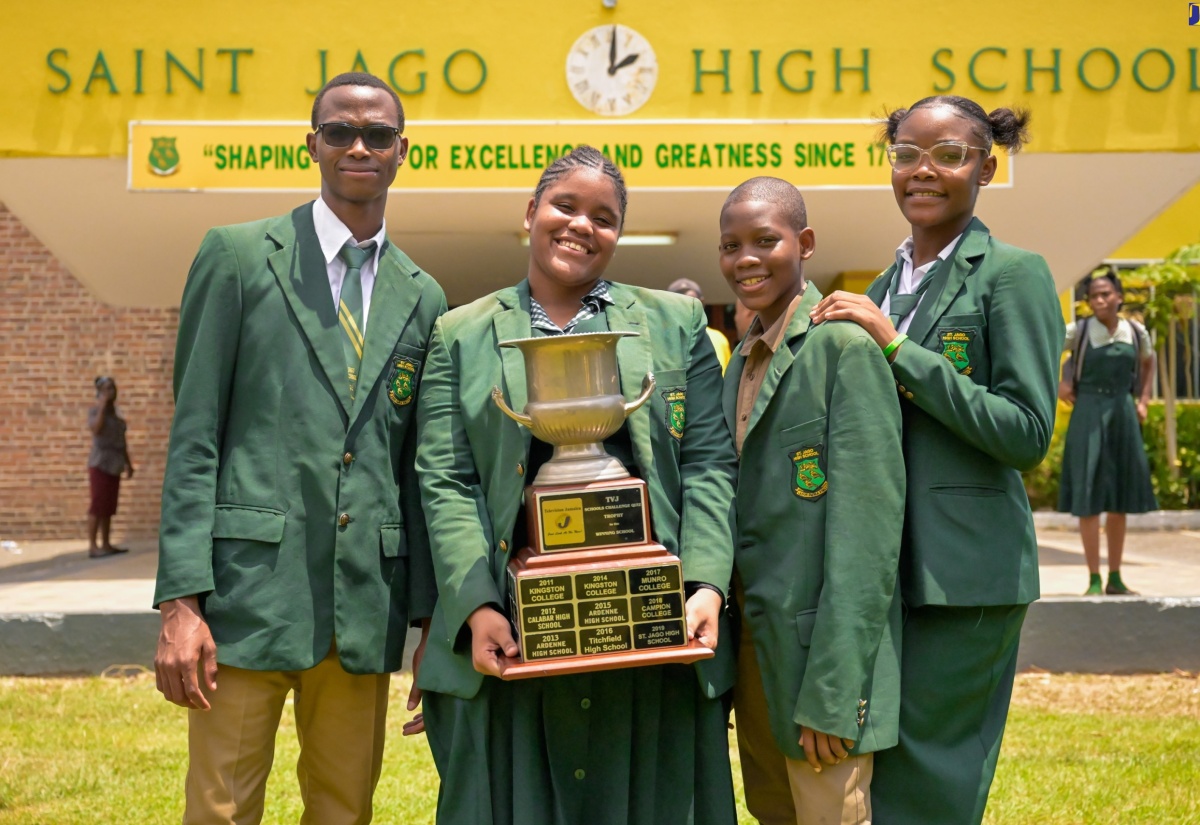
(1, 0, 1197, 539)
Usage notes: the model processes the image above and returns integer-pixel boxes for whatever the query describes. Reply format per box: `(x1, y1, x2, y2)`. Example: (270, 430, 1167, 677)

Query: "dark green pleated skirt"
(425, 665, 736, 825)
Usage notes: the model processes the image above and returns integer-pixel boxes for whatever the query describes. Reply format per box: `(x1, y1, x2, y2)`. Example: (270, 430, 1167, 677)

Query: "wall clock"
(566, 24, 658, 116)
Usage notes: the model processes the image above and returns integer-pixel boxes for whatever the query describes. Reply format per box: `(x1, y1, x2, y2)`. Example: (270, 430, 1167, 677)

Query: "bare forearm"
(1139, 356, 1154, 403)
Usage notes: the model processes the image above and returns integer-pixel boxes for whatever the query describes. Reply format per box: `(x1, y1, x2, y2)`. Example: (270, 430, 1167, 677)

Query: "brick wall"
(0, 202, 178, 542)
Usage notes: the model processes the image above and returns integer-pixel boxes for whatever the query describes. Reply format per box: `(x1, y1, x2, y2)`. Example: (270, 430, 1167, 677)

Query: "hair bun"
(987, 107, 1032, 154)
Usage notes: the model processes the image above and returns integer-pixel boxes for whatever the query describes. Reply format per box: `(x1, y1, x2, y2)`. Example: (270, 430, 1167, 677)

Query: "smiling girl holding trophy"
(412, 146, 739, 825)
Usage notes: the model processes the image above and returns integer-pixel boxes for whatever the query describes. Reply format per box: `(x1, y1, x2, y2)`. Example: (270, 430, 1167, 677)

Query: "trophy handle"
(624, 373, 657, 416)
(492, 386, 532, 427)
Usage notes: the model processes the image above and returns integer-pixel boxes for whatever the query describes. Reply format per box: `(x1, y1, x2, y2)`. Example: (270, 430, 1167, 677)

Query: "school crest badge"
(939, 329, 974, 375)
(148, 137, 180, 176)
(388, 357, 417, 407)
(791, 445, 828, 500)
(663, 389, 686, 440)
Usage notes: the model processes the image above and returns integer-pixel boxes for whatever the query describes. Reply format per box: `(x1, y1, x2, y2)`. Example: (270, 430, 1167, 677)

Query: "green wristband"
(883, 333, 908, 359)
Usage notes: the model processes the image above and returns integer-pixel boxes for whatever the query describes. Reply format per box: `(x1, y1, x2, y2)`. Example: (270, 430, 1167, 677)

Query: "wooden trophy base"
(500, 543, 714, 680)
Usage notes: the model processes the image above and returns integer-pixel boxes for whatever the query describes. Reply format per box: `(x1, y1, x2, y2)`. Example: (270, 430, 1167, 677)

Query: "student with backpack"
(1057, 270, 1156, 595)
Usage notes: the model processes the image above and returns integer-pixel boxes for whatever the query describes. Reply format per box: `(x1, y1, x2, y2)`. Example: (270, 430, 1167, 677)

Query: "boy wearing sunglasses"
(154, 71, 445, 824)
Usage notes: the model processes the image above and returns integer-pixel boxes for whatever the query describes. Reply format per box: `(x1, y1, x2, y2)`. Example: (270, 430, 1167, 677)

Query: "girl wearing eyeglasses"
(810, 96, 1064, 825)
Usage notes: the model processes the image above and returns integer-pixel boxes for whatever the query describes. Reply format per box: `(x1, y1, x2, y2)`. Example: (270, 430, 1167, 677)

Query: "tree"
(1130, 242, 1200, 479)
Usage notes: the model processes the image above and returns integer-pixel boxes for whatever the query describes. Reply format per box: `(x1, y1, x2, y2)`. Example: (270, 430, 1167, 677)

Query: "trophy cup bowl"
(491, 331, 656, 486)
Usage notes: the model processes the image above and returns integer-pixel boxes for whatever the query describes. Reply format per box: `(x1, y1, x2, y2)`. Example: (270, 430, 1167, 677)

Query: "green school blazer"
(413, 280, 738, 700)
(865, 217, 1064, 607)
(154, 203, 447, 675)
(724, 286, 905, 754)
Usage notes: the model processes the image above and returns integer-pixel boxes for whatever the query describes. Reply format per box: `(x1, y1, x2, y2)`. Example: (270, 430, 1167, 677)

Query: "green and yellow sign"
(129, 120, 1013, 191)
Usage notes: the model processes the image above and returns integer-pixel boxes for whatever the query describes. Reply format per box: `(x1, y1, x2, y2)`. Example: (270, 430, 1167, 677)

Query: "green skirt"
(424, 665, 736, 825)
(1058, 389, 1157, 517)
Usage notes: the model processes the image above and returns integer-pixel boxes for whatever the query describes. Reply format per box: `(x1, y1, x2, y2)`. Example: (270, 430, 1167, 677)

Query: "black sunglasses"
(316, 122, 401, 151)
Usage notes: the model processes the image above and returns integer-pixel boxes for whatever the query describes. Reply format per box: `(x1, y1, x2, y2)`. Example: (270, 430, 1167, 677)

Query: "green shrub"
(1023, 401, 1200, 510)
(1142, 401, 1200, 508)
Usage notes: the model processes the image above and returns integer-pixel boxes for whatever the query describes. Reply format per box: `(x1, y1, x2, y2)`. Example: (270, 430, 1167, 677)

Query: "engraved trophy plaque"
(490, 331, 714, 679)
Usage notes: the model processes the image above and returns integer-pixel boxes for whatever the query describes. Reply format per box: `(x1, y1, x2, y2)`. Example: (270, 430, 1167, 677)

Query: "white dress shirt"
(312, 197, 387, 333)
(880, 234, 962, 334)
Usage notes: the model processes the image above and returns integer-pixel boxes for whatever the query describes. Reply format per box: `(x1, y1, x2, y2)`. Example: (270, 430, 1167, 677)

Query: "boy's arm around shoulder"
(414, 316, 505, 647)
(677, 300, 738, 594)
(402, 285, 448, 623)
(794, 332, 904, 742)
(155, 227, 244, 607)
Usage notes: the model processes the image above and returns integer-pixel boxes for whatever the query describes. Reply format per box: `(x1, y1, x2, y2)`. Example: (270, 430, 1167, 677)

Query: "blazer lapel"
(268, 203, 351, 419)
(904, 218, 990, 346)
(492, 282, 533, 458)
(348, 245, 422, 423)
(866, 265, 894, 308)
(605, 283, 658, 494)
(723, 349, 746, 436)
(744, 286, 821, 439)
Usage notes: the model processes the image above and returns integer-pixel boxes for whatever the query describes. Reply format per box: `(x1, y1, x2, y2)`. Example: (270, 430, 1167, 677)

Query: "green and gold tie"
(338, 241, 375, 401)
(887, 258, 940, 328)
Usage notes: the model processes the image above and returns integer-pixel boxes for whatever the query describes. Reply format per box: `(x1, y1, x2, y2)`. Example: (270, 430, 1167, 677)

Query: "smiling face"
(718, 200, 815, 330)
(891, 105, 995, 239)
(524, 165, 622, 299)
(306, 85, 407, 215)
(1087, 277, 1122, 323)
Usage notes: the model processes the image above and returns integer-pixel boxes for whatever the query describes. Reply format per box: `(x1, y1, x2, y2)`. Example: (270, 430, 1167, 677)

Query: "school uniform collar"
(739, 291, 807, 356)
(312, 196, 387, 268)
(893, 233, 961, 285)
(529, 280, 615, 335)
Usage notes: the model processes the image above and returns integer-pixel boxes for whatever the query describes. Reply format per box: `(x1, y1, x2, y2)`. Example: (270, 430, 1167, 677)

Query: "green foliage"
(1023, 401, 1072, 510)
(1024, 401, 1200, 510)
(1142, 401, 1200, 508)
(1129, 243, 1200, 343)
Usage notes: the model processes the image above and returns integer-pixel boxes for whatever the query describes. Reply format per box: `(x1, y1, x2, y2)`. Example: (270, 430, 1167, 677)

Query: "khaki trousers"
(735, 583, 874, 825)
(184, 646, 390, 825)
(785, 753, 873, 825)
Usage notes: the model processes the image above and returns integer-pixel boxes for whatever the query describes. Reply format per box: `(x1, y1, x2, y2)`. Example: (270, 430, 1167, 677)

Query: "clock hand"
(608, 26, 617, 75)
(612, 53, 639, 72)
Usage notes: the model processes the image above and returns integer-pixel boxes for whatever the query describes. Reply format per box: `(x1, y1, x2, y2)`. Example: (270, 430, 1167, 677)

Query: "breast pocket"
(385, 342, 426, 410)
(936, 313, 986, 378)
(779, 416, 829, 503)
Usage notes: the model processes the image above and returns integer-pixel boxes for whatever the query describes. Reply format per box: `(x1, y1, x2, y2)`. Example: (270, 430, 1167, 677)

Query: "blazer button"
(498, 540, 508, 553)
(343, 452, 354, 466)
(905, 391, 915, 400)
(338, 513, 351, 527)
(897, 384, 907, 393)
(517, 463, 525, 477)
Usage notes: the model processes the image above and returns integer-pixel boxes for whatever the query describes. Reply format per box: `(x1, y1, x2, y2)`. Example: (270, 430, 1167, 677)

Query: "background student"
(1057, 270, 1156, 595)
(86, 375, 133, 558)
(810, 95, 1064, 825)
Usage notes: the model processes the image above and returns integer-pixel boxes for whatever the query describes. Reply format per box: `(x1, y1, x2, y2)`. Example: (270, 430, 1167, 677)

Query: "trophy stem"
(533, 442, 630, 486)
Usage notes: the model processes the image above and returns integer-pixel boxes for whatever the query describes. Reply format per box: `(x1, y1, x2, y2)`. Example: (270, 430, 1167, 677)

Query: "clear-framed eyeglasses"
(885, 142, 990, 173)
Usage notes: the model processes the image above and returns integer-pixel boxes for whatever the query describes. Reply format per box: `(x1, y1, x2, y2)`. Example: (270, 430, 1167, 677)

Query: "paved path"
(2, 527, 1199, 615)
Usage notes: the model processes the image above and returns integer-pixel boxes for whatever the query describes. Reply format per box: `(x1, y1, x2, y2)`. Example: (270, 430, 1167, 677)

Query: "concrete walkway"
(2, 528, 1199, 674)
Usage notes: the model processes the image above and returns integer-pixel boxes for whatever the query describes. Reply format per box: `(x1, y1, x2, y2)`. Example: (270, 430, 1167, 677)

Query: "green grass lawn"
(1, 672, 1197, 824)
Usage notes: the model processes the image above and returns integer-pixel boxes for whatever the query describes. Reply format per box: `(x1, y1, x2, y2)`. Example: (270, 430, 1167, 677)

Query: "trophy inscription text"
(513, 561, 685, 663)
(537, 486, 648, 552)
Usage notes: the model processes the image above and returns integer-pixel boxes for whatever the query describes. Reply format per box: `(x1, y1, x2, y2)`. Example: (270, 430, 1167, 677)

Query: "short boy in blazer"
(720, 177, 905, 825)
(153, 72, 445, 824)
